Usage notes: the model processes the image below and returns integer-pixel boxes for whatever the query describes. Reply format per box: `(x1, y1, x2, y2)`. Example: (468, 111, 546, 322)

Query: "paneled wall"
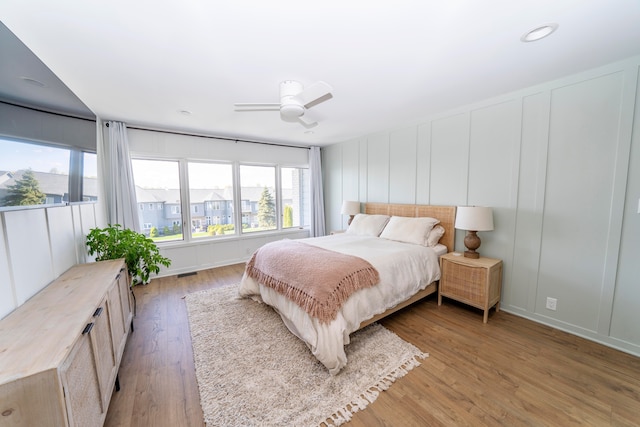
(323, 56, 640, 357)
(0, 203, 98, 319)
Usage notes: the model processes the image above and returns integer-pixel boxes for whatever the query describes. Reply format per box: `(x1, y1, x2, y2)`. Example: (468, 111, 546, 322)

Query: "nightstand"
(329, 230, 345, 235)
(438, 253, 503, 323)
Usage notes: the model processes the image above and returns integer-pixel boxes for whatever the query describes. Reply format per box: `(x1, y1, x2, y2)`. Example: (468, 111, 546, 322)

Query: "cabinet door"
(61, 331, 104, 427)
(108, 279, 126, 362)
(441, 260, 486, 306)
(117, 268, 133, 332)
(90, 298, 117, 410)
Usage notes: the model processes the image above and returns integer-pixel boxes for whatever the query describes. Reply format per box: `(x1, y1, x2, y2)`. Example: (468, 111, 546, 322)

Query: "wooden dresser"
(0, 259, 133, 427)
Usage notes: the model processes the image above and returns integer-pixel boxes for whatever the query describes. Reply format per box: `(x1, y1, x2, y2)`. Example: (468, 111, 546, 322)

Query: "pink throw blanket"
(245, 240, 380, 323)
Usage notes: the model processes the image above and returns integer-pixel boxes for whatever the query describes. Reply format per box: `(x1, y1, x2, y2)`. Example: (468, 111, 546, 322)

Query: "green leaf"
(85, 224, 172, 286)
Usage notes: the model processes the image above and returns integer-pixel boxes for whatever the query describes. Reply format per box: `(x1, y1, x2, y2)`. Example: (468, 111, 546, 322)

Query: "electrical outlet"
(546, 297, 557, 311)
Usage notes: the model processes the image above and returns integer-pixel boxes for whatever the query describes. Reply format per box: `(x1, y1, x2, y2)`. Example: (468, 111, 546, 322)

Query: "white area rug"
(184, 284, 427, 427)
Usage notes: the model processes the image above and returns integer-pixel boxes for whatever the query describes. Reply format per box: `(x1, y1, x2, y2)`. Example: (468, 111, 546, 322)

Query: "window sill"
(155, 227, 309, 249)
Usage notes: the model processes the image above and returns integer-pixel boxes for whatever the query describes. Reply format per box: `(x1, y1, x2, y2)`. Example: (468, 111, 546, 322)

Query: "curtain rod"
(104, 121, 311, 150)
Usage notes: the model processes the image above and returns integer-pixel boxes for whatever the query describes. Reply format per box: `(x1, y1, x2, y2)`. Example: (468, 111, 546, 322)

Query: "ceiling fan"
(234, 80, 333, 128)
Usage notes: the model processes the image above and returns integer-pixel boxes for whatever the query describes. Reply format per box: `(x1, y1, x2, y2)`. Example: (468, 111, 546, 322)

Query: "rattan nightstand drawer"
(438, 253, 503, 323)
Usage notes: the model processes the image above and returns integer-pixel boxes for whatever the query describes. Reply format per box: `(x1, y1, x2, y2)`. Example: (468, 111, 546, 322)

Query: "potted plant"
(86, 224, 171, 286)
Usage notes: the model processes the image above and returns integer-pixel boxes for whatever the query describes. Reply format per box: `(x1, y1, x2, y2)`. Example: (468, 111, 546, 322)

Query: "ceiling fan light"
(280, 103, 304, 118)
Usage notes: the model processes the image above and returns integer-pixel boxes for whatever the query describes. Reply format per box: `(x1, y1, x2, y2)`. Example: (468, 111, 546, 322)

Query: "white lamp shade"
(340, 200, 360, 216)
(455, 206, 494, 231)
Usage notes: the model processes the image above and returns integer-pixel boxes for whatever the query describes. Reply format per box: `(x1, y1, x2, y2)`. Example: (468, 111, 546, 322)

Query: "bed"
(238, 203, 456, 374)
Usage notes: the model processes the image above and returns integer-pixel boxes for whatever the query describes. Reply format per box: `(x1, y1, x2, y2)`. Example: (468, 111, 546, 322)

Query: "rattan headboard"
(364, 203, 456, 253)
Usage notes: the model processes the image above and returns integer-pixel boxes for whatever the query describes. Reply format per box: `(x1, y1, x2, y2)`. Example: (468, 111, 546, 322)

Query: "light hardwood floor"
(105, 264, 640, 427)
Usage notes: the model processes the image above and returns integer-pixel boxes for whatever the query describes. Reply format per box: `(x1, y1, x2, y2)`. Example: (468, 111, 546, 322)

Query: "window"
(0, 138, 96, 209)
(131, 156, 309, 244)
(82, 152, 98, 202)
(281, 167, 310, 229)
(131, 159, 182, 242)
(188, 162, 234, 239)
(240, 165, 276, 233)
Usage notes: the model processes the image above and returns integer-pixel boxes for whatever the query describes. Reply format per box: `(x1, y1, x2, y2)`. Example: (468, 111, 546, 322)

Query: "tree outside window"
(2, 169, 46, 206)
(240, 165, 277, 233)
(257, 187, 276, 228)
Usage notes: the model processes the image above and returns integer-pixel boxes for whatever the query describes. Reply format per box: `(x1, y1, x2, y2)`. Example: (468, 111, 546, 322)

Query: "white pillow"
(426, 224, 445, 247)
(346, 214, 390, 237)
(379, 216, 440, 246)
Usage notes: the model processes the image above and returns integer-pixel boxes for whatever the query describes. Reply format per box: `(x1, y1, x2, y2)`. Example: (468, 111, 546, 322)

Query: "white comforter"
(238, 233, 443, 374)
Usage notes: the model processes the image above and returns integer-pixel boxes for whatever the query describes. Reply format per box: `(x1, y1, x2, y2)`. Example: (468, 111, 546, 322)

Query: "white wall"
(323, 56, 640, 357)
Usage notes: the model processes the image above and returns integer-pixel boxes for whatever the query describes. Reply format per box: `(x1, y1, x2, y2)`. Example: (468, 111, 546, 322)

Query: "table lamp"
(455, 206, 494, 258)
(340, 201, 360, 225)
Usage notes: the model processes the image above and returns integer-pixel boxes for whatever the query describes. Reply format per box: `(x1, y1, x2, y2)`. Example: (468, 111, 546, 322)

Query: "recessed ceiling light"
(304, 131, 314, 135)
(521, 23, 558, 42)
(20, 76, 46, 87)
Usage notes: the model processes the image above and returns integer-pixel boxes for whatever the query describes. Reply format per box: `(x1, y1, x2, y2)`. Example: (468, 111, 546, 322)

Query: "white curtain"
(98, 121, 140, 230)
(309, 146, 326, 237)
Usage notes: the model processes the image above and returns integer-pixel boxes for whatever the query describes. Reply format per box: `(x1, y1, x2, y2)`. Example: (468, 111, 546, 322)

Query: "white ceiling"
(2, 1, 640, 147)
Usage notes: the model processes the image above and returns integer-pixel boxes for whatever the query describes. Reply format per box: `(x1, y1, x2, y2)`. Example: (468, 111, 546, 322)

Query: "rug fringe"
(320, 352, 428, 427)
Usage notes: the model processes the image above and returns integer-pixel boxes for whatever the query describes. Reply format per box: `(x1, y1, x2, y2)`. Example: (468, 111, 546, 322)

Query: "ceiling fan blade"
(295, 81, 333, 108)
(234, 103, 280, 111)
(297, 115, 318, 129)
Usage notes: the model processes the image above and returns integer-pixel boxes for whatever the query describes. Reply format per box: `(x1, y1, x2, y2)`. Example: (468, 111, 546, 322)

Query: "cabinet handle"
(82, 323, 94, 334)
(93, 307, 103, 317)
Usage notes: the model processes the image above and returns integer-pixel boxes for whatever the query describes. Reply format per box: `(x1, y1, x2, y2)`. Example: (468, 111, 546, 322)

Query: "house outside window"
(131, 159, 183, 242)
(0, 138, 97, 210)
(188, 161, 234, 239)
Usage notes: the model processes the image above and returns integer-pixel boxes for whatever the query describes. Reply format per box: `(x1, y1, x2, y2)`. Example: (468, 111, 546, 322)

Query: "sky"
(0, 138, 98, 177)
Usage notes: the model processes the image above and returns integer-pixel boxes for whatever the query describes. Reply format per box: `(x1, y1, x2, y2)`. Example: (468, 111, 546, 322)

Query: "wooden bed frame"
(357, 203, 456, 329)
